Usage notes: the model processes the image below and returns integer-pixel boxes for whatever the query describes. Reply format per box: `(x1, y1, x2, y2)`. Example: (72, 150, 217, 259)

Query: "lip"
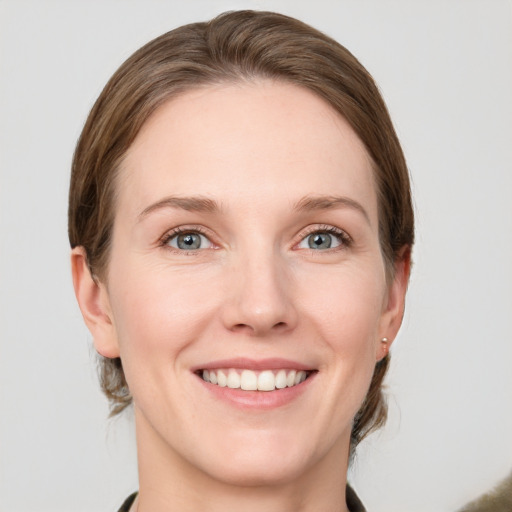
(191, 357, 315, 373)
(192, 358, 317, 410)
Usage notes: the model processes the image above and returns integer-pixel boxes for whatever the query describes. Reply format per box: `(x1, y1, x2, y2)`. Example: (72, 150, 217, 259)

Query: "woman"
(69, 10, 413, 512)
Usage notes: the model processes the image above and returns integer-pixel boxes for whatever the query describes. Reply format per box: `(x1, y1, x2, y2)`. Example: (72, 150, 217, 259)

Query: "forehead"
(119, 80, 377, 220)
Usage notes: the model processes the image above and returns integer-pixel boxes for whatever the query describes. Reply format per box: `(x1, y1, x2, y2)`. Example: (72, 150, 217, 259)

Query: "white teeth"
(257, 370, 275, 391)
(202, 368, 311, 391)
(227, 369, 241, 389)
(275, 369, 287, 389)
(217, 370, 227, 387)
(295, 370, 306, 385)
(240, 370, 258, 390)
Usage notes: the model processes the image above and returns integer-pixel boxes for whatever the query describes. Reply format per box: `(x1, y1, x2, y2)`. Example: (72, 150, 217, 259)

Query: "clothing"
(117, 492, 137, 512)
(346, 484, 367, 512)
(117, 485, 366, 512)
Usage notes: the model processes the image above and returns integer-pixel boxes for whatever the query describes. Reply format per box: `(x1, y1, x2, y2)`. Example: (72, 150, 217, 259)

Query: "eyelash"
(159, 225, 215, 253)
(158, 224, 352, 253)
(296, 225, 353, 250)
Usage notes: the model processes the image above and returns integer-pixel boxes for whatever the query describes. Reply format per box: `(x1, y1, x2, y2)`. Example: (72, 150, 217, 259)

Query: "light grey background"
(1, 1, 511, 511)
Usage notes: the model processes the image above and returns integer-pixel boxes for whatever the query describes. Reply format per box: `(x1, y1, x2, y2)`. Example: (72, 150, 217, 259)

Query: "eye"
(300, 232, 340, 250)
(165, 231, 212, 251)
(296, 227, 350, 251)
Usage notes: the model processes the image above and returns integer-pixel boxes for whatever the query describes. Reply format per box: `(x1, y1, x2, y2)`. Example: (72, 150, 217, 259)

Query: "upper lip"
(191, 357, 315, 372)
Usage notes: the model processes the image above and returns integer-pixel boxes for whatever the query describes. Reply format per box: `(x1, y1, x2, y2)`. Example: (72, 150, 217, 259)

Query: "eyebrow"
(137, 194, 370, 224)
(138, 195, 220, 221)
(293, 195, 371, 224)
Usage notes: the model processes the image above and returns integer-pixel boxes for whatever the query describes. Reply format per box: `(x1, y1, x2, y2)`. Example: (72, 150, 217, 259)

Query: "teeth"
(201, 368, 311, 391)
(227, 370, 241, 389)
(217, 370, 227, 387)
(295, 370, 306, 385)
(257, 370, 275, 391)
(275, 369, 287, 389)
(240, 370, 257, 390)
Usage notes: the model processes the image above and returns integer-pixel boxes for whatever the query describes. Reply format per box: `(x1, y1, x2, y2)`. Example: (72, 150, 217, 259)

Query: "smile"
(200, 368, 312, 391)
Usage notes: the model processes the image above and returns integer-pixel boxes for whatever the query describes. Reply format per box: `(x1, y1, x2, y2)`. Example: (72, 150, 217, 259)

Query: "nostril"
(230, 321, 289, 335)
(232, 323, 252, 333)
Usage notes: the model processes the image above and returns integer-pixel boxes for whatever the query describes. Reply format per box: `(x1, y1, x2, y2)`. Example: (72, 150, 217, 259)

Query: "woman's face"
(89, 81, 406, 485)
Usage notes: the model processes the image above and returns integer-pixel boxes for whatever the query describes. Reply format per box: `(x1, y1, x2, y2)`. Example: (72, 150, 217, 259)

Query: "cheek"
(298, 263, 386, 346)
(106, 263, 222, 421)
(289, 263, 386, 447)
(106, 258, 219, 376)
(297, 262, 386, 408)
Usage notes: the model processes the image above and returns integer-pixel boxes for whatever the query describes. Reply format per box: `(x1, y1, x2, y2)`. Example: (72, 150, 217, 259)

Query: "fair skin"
(72, 80, 409, 512)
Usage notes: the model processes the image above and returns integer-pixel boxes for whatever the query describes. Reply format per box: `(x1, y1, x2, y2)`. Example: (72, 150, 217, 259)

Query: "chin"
(193, 428, 336, 488)
(204, 455, 311, 488)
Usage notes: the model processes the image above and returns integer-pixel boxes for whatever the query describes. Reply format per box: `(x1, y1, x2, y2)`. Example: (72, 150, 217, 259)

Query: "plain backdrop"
(1, 1, 511, 511)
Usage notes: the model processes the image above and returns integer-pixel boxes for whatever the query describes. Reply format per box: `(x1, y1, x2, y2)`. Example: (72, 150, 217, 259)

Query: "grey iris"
(177, 233, 201, 250)
(308, 233, 332, 249)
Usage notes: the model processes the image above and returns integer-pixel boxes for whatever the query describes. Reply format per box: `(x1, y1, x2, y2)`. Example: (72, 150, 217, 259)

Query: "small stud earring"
(381, 337, 389, 343)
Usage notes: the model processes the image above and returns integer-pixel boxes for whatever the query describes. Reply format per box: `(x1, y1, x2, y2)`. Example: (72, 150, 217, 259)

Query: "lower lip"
(195, 373, 316, 410)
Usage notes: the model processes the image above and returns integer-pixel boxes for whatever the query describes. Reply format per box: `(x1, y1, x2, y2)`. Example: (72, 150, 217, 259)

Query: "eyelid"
(157, 223, 351, 252)
(293, 224, 352, 250)
(159, 225, 218, 251)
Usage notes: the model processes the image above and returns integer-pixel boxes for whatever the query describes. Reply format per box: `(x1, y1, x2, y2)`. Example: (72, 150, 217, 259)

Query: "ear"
(376, 246, 412, 361)
(71, 247, 120, 358)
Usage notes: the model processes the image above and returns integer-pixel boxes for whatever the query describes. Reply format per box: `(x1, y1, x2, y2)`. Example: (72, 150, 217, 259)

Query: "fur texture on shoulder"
(458, 471, 512, 512)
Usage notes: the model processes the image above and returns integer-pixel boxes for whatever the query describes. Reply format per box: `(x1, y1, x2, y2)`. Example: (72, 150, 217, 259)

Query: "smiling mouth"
(198, 368, 315, 392)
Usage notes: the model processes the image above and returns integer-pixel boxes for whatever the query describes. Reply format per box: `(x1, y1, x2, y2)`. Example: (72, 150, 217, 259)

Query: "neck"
(133, 409, 351, 512)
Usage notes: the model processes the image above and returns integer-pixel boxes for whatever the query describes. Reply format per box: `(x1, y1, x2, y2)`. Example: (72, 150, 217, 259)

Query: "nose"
(221, 249, 298, 337)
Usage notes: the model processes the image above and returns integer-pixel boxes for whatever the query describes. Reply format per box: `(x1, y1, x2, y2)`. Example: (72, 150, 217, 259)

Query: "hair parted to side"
(69, 10, 414, 449)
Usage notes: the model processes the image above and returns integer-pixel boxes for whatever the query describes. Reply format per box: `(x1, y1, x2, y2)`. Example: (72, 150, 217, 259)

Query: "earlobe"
(71, 247, 120, 358)
(377, 246, 412, 361)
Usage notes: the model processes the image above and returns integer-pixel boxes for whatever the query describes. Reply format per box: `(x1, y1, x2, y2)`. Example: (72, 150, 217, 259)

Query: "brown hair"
(69, 10, 414, 450)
